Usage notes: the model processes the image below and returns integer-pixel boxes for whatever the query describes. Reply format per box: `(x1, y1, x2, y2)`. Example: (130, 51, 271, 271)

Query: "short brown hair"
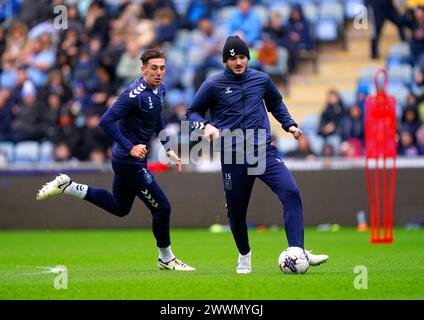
(139, 49, 165, 65)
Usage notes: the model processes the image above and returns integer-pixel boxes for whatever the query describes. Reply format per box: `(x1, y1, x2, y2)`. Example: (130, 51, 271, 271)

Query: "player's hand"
(166, 149, 182, 173)
(204, 124, 220, 141)
(130, 144, 147, 160)
(289, 126, 302, 140)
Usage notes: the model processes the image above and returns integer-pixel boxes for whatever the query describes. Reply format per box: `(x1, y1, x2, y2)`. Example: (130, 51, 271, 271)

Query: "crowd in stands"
(0, 0, 424, 165)
(299, 1, 424, 159)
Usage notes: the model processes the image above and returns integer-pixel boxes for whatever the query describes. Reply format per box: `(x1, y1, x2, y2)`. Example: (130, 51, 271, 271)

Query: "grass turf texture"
(0, 228, 423, 300)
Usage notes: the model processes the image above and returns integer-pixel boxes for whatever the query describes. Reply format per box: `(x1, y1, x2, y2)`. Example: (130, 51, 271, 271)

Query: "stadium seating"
(14, 141, 40, 163)
(0, 141, 14, 163)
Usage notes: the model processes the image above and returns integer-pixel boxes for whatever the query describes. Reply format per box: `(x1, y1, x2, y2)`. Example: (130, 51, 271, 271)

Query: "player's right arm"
(99, 95, 147, 159)
(186, 80, 219, 141)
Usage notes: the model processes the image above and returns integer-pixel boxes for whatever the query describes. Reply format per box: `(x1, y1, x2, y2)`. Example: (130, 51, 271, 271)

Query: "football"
(278, 247, 309, 274)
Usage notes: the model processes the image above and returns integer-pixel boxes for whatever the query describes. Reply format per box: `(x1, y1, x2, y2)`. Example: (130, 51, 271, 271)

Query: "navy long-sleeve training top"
(186, 68, 297, 147)
(99, 77, 169, 164)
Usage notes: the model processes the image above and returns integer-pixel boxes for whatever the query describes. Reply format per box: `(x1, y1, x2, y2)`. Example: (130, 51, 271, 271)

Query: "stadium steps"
(270, 22, 402, 138)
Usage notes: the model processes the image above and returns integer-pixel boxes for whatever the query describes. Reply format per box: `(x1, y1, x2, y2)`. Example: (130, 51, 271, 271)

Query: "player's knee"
(113, 205, 132, 217)
(151, 201, 171, 217)
(282, 186, 301, 201)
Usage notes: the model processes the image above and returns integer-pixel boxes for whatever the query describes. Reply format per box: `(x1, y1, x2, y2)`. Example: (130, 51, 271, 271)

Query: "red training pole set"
(365, 69, 397, 244)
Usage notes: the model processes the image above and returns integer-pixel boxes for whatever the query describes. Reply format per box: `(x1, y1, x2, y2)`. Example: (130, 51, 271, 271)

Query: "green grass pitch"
(0, 228, 423, 300)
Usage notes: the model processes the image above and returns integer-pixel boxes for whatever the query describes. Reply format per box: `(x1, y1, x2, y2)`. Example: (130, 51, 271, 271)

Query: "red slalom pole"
(364, 69, 397, 244)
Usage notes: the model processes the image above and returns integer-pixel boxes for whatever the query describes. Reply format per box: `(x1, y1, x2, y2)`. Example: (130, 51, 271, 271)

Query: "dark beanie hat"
(222, 36, 250, 63)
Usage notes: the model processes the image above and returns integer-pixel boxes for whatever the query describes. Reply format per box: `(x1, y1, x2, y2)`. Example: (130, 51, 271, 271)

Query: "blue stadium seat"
(0, 141, 14, 163)
(339, 90, 356, 108)
(344, 0, 364, 20)
(307, 132, 325, 155)
(39, 141, 54, 163)
(276, 136, 298, 154)
(14, 141, 40, 163)
(252, 5, 269, 26)
(389, 42, 411, 57)
(319, 0, 345, 25)
(386, 83, 410, 110)
(326, 134, 342, 155)
(315, 17, 338, 42)
(213, 6, 237, 26)
(388, 64, 413, 86)
(300, 113, 320, 134)
(301, 1, 319, 24)
(269, 3, 291, 25)
(387, 42, 412, 67)
(173, 30, 193, 51)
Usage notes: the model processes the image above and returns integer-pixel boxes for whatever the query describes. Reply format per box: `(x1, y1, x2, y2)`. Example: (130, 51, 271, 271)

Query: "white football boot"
(36, 173, 71, 201)
(305, 250, 329, 266)
(158, 258, 195, 271)
(236, 251, 251, 274)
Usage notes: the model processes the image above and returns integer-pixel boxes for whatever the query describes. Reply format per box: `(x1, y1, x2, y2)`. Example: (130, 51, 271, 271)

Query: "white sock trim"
(158, 245, 175, 262)
(63, 182, 88, 199)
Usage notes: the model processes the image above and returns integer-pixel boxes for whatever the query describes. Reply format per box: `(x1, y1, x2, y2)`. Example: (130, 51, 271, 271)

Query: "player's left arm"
(263, 75, 302, 139)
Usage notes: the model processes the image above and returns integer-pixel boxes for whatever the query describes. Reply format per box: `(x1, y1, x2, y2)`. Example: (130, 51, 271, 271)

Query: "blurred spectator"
(341, 138, 363, 158)
(55, 111, 80, 159)
(401, 105, 421, 136)
(99, 31, 126, 81)
(257, 34, 278, 67)
(90, 66, 118, 111)
(322, 143, 335, 157)
(0, 26, 6, 59)
(73, 50, 98, 91)
(18, 0, 50, 29)
(228, 0, 262, 47)
(154, 7, 179, 45)
(285, 134, 317, 160)
(113, 4, 155, 49)
(142, 0, 179, 20)
(117, 40, 142, 85)
(191, 17, 226, 89)
(44, 93, 62, 141)
(10, 66, 28, 105)
(58, 28, 83, 67)
(318, 89, 345, 138)
(398, 128, 419, 156)
(42, 69, 72, 103)
(416, 124, 424, 154)
(366, 0, 405, 59)
(10, 81, 47, 142)
(406, 6, 424, 63)
(76, 109, 112, 161)
(167, 102, 187, 127)
(356, 84, 369, 114)
(0, 0, 20, 25)
(22, 35, 56, 87)
(284, 3, 313, 70)
(67, 82, 93, 126)
(84, 0, 110, 47)
(263, 11, 298, 72)
(2, 21, 28, 68)
(66, 5, 85, 36)
(54, 141, 73, 162)
(341, 104, 364, 143)
(0, 89, 13, 141)
(185, 0, 212, 29)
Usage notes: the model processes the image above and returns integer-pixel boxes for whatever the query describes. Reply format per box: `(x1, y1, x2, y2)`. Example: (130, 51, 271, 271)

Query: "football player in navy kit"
(37, 49, 194, 271)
